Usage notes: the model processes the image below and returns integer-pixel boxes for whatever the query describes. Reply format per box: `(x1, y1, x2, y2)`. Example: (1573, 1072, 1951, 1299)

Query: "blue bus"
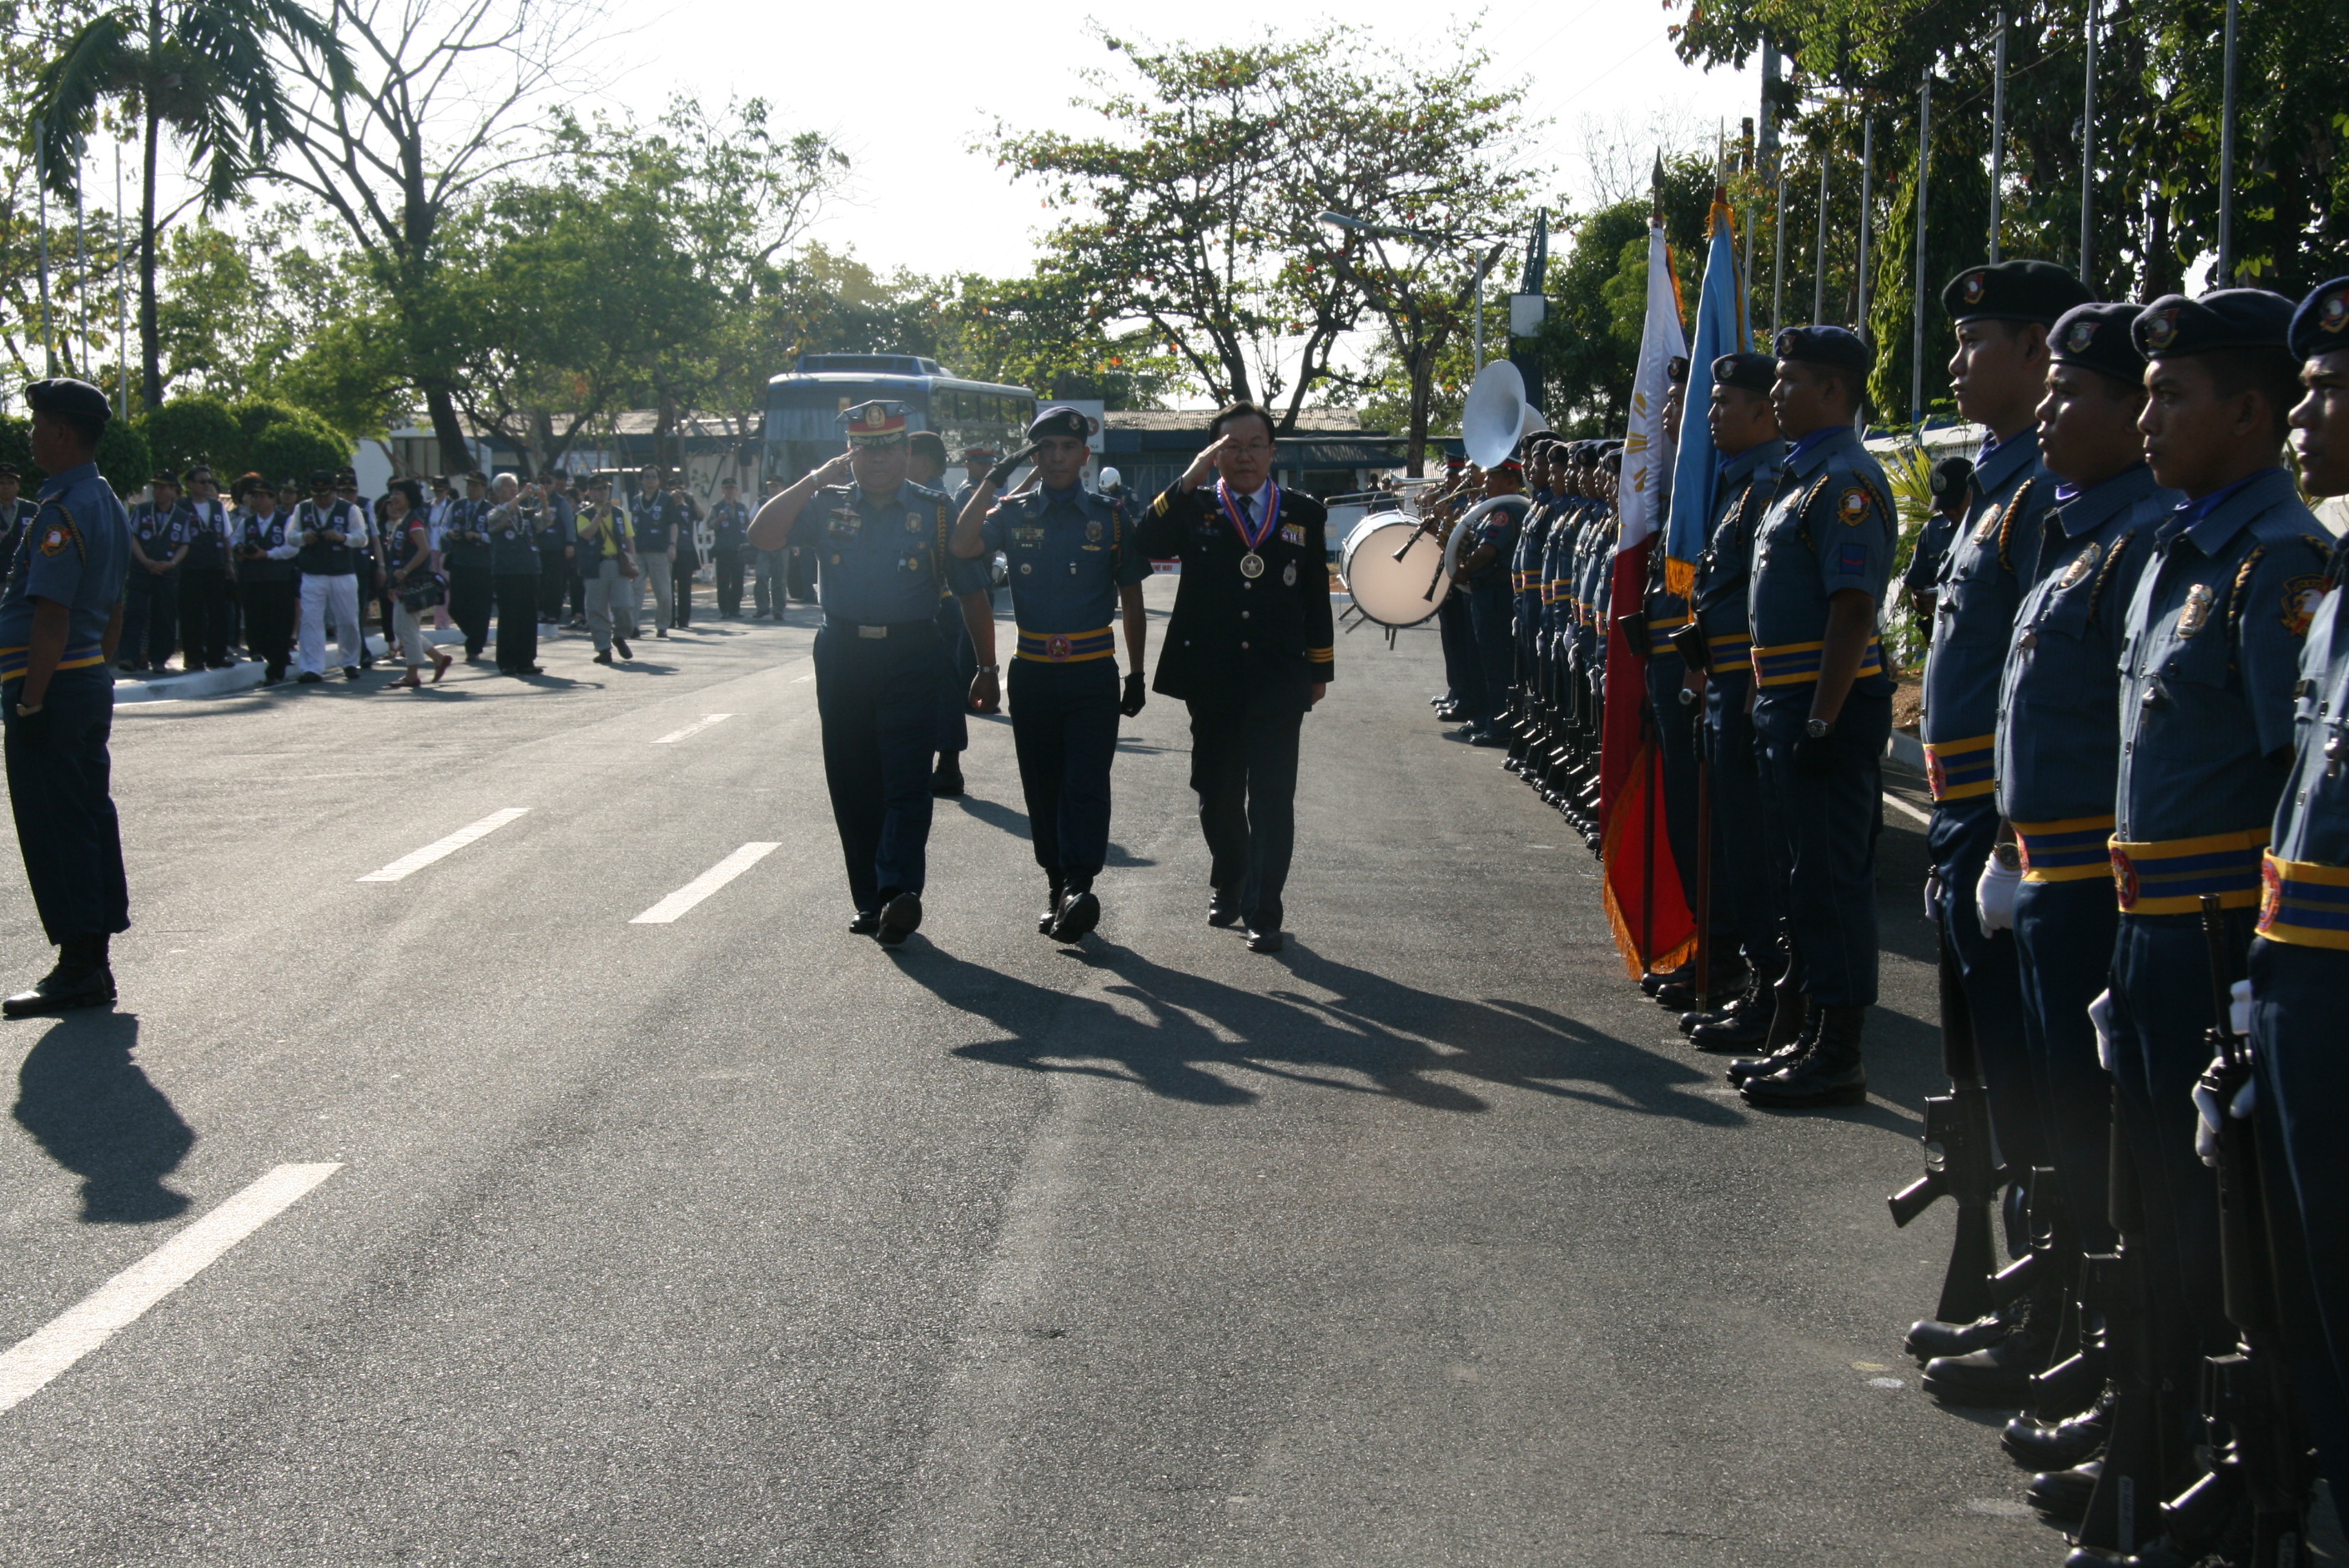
(762, 354, 1037, 485)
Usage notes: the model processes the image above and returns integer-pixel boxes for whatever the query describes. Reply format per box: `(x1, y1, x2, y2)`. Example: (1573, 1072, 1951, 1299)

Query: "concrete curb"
(112, 629, 466, 705)
(1886, 729, 1925, 770)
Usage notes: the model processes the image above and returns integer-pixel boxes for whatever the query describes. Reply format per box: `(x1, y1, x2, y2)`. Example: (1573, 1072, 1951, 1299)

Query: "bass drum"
(1340, 514, 1451, 629)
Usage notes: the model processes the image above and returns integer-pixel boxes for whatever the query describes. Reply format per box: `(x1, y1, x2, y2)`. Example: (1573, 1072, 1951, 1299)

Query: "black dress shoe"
(3, 960, 116, 1018)
(593, 651, 613, 666)
(931, 757, 965, 797)
(656, 627, 669, 639)
(613, 636, 631, 660)
(464, 651, 480, 664)
(2026, 1459, 2100, 1521)
(1245, 927, 1285, 954)
(1641, 959, 1694, 998)
(1905, 1312, 2010, 1363)
(1654, 955, 1750, 1012)
(848, 909, 880, 936)
(296, 671, 323, 684)
(1207, 893, 1243, 928)
(2002, 1385, 2114, 1470)
(1038, 883, 1064, 935)
(875, 891, 923, 946)
(343, 666, 361, 680)
(1050, 890, 1100, 943)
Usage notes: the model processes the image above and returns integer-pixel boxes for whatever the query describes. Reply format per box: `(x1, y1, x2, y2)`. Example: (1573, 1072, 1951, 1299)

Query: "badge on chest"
(1011, 525, 1045, 550)
(2177, 581, 2216, 637)
(826, 507, 862, 539)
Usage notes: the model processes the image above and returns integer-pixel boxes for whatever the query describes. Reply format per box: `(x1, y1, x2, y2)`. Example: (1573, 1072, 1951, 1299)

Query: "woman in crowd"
(380, 479, 450, 689)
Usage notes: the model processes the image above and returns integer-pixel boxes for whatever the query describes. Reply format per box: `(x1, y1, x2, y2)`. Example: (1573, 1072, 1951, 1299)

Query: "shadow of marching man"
(12, 1012, 194, 1223)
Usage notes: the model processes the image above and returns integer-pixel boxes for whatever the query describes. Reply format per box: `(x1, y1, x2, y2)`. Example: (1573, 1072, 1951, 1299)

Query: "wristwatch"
(1991, 842, 2023, 872)
(1805, 717, 1835, 739)
(976, 663, 1001, 675)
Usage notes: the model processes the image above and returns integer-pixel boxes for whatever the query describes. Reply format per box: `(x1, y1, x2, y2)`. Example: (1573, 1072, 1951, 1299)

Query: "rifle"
(2075, 1090, 2175, 1556)
(2145, 897, 2313, 1567)
(1887, 913, 2004, 1326)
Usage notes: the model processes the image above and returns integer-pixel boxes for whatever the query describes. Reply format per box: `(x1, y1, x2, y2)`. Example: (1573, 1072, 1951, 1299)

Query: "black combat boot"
(2002, 1383, 2115, 1471)
(1905, 1309, 2012, 1362)
(1050, 877, 1100, 943)
(1655, 949, 1750, 1012)
(1683, 966, 1778, 1049)
(1727, 989, 1813, 1085)
(1037, 879, 1064, 936)
(3, 934, 116, 1018)
(2025, 1457, 2100, 1522)
(1741, 1003, 1868, 1108)
(1923, 1289, 2057, 1405)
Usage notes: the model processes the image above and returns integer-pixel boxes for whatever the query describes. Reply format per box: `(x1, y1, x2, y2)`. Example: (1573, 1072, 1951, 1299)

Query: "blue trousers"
(814, 621, 943, 913)
(2013, 875, 2120, 1252)
(1437, 593, 1485, 720)
(1754, 690, 1889, 1007)
(2110, 909, 2251, 1390)
(1009, 658, 1120, 883)
(1703, 669, 1784, 964)
(3, 671, 128, 944)
(1929, 798, 2049, 1185)
(2249, 937, 2349, 1500)
(1466, 574, 1516, 722)
(933, 596, 971, 755)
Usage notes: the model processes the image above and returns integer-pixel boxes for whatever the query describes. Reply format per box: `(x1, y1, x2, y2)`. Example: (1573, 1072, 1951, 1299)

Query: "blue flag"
(1663, 199, 1748, 580)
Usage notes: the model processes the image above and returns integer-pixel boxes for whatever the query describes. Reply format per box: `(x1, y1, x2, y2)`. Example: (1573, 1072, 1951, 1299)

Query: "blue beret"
(1028, 405, 1097, 442)
(23, 378, 110, 425)
(1773, 324, 1873, 376)
(1711, 352, 1776, 393)
(1942, 260, 2091, 325)
(2049, 302, 2149, 384)
(2289, 277, 2349, 362)
(2133, 289, 2295, 359)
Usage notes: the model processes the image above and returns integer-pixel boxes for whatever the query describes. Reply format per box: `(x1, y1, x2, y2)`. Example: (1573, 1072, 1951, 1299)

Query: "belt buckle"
(1045, 634, 1073, 662)
(858, 624, 888, 640)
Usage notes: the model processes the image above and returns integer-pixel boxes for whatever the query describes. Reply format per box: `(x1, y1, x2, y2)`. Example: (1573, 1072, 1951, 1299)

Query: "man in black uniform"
(1134, 402, 1335, 952)
(0, 462, 36, 594)
(444, 471, 495, 662)
(708, 476, 751, 619)
(909, 430, 976, 796)
(123, 470, 191, 673)
(177, 465, 235, 670)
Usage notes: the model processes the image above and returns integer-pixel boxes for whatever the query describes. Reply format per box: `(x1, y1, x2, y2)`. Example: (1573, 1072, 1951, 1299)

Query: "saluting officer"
(908, 430, 977, 798)
(2248, 274, 2349, 1504)
(0, 461, 38, 593)
(748, 401, 992, 944)
(1134, 401, 1335, 953)
(2, 379, 131, 1017)
(2105, 288, 2327, 1440)
(123, 468, 192, 674)
(953, 405, 1151, 943)
(1679, 352, 1788, 1052)
(1728, 326, 1898, 1110)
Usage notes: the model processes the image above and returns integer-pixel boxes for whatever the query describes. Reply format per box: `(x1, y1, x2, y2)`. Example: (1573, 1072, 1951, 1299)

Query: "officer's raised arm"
(748, 451, 853, 550)
(952, 444, 1031, 557)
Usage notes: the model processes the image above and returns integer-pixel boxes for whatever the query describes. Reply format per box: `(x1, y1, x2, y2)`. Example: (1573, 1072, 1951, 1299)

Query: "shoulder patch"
(2282, 573, 2327, 638)
(36, 503, 79, 560)
(1837, 485, 1874, 525)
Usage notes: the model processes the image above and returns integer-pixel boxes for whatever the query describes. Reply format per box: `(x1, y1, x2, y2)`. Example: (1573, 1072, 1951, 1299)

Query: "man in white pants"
(292, 468, 370, 682)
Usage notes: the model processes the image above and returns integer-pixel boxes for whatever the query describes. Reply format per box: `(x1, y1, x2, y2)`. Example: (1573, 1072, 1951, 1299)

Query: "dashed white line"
(0, 1163, 343, 1415)
(358, 807, 530, 882)
(791, 673, 813, 683)
(1882, 792, 1932, 828)
(630, 842, 781, 924)
(653, 713, 734, 745)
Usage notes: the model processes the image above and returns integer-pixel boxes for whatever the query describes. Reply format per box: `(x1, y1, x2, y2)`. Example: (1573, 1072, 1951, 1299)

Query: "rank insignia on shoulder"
(1280, 523, 1305, 546)
(2178, 580, 2216, 636)
(2059, 545, 2101, 587)
(1837, 486, 1873, 525)
(1835, 540, 1869, 575)
(2282, 574, 2327, 638)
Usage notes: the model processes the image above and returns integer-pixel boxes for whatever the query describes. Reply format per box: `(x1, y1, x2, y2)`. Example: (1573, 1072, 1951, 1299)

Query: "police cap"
(1929, 456, 1974, 503)
(23, 378, 111, 426)
(153, 468, 182, 487)
(1028, 405, 1099, 443)
(2132, 289, 2296, 359)
(0, 461, 19, 479)
(838, 400, 909, 445)
(185, 464, 214, 484)
(2049, 302, 2150, 384)
(1773, 324, 1873, 376)
(2289, 277, 2349, 362)
(308, 468, 337, 488)
(1942, 260, 2091, 325)
(1711, 352, 1776, 394)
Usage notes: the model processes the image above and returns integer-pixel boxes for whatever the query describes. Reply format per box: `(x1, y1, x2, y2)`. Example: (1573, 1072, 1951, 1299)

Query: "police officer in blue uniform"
(1678, 352, 1788, 1051)
(1456, 456, 1526, 750)
(953, 405, 1151, 942)
(0, 462, 35, 591)
(707, 476, 750, 619)
(2245, 274, 2349, 1505)
(1729, 326, 1898, 1109)
(2104, 288, 2327, 1459)
(748, 401, 992, 944)
(123, 468, 192, 674)
(2, 379, 131, 1017)
(1899, 456, 1972, 633)
(909, 430, 977, 798)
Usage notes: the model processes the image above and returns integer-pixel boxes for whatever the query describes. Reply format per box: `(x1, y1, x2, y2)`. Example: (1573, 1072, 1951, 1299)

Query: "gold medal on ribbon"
(1239, 551, 1265, 579)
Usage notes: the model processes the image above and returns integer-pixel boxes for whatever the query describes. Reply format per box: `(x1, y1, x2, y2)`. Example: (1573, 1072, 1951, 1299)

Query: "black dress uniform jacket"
(1135, 483, 1335, 709)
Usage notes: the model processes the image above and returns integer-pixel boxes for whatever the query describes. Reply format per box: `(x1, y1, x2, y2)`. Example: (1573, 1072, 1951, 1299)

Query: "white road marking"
(0, 1163, 342, 1415)
(631, 842, 781, 924)
(791, 673, 813, 683)
(653, 713, 734, 745)
(358, 807, 530, 882)
(1882, 792, 1931, 828)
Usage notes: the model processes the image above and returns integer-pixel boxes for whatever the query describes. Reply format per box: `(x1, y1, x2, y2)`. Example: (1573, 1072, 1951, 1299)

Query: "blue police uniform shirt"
(1900, 509, 1960, 603)
(979, 483, 1149, 647)
(2261, 564, 2349, 947)
(0, 460, 131, 682)
(1513, 495, 1552, 626)
(1470, 494, 1522, 582)
(1993, 465, 2176, 867)
(791, 480, 984, 626)
(1747, 425, 1896, 740)
(1692, 438, 1788, 675)
(2113, 467, 2330, 913)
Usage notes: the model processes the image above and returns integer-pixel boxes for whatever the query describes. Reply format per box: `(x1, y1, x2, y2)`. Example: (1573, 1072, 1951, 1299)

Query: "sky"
(599, 0, 1763, 283)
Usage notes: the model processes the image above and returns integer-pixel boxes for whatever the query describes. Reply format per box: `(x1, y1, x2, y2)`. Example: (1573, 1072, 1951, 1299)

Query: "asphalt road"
(0, 577, 2270, 1565)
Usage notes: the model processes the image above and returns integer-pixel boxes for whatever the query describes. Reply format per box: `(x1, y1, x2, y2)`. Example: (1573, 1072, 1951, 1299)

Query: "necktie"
(1240, 495, 1256, 528)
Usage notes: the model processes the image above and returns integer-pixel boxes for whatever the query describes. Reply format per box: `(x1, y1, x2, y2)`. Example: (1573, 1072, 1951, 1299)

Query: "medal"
(1215, 479, 1280, 571)
(1240, 551, 1265, 579)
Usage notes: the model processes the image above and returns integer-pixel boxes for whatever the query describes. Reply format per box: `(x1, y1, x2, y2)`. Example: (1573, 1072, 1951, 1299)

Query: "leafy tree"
(247, 410, 346, 480)
(31, 0, 351, 411)
(144, 390, 243, 471)
(939, 267, 1180, 408)
(94, 415, 151, 493)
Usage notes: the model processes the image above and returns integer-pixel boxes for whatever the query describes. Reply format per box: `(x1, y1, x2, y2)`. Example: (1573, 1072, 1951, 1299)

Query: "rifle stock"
(1884, 915, 2003, 1327)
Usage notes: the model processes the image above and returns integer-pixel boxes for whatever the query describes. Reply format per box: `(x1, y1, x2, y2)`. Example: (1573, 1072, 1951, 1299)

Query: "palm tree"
(32, 0, 351, 412)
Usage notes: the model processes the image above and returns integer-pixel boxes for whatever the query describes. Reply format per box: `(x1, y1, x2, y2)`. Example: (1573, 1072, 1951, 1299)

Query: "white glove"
(2229, 977, 2252, 1038)
(1977, 855, 2021, 937)
(2194, 1062, 2259, 1168)
(1924, 869, 1944, 923)
(2089, 988, 2116, 1072)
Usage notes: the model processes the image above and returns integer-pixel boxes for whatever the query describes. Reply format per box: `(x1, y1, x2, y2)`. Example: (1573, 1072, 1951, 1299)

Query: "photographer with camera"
(380, 479, 450, 689)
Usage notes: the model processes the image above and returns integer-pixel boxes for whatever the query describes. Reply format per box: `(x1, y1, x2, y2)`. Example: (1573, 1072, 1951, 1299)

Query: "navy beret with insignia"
(2049, 302, 2149, 384)
(1773, 324, 1873, 376)
(23, 377, 112, 425)
(2289, 276, 2349, 362)
(2132, 288, 2295, 359)
(1941, 260, 2091, 325)
(1929, 456, 1974, 502)
(1667, 355, 1690, 385)
(1027, 405, 1099, 443)
(1711, 352, 1777, 394)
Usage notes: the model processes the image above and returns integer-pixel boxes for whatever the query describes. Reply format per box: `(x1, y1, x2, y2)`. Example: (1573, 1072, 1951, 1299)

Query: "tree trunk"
(1405, 350, 1434, 477)
(425, 383, 470, 475)
(138, 105, 162, 413)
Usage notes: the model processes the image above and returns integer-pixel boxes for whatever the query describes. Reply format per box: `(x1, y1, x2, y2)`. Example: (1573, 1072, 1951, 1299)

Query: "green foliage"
(144, 392, 243, 473)
(246, 413, 346, 482)
(0, 415, 31, 478)
(1876, 440, 1937, 670)
(94, 416, 151, 495)
(939, 268, 1180, 407)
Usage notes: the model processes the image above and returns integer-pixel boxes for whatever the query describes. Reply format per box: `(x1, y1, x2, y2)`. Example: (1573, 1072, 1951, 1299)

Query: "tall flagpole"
(1912, 74, 1932, 425)
(36, 117, 54, 377)
(74, 156, 88, 374)
(1858, 117, 1874, 336)
(116, 144, 128, 416)
(2080, 0, 2098, 284)
(2218, 0, 2239, 284)
(1989, 9, 2007, 263)
(1813, 137, 1831, 324)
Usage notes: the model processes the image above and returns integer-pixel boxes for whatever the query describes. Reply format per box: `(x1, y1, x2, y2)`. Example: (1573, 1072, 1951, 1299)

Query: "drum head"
(1341, 518, 1449, 628)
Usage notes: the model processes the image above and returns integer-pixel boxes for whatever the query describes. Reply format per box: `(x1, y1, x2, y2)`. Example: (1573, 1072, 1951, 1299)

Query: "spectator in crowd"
(231, 474, 299, 686)
(537, 471, 577, 627)
(487, 474, 544, 676)
(178, 465, 237, 671)
(293, 468, 369, 682)
(380, 479, 450, 689)
(443, 470, 495, 662)
(672, 478, 703, 629)
(708, 475, 750, 618)
(573, 474, 636, 666)
(122, 469, 191, 674)
(752, 476, 788, 620)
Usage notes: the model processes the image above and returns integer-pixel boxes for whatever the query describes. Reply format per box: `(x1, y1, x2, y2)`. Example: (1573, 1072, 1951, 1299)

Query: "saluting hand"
(814, 453, 855, 485)
(1180, 435, 1230, 492)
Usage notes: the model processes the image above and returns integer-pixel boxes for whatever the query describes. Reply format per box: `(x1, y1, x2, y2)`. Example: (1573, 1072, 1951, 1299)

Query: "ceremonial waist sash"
(2256, 852, 2349, 950)
(1752, 636, 1884, 690)
(0, 641, 106, 681)
(1706, 631, 1753, 676)
(2109, 827, 2269, 915)
(1015, 626, 1115, 664)
(1922, 734, 1995, 803)
(1646, 610, 1692, 657)
(2013, 816, 2116, 883)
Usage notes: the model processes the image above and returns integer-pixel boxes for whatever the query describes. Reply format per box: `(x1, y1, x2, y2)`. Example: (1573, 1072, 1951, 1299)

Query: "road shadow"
(903, 938, 1741, 1123)
(11, 1013, 195, 1223)
(952, 795, 1034, 842)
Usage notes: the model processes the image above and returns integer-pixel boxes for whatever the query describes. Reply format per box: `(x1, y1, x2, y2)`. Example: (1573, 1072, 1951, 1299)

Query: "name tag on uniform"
(858, 624, 888, 639)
